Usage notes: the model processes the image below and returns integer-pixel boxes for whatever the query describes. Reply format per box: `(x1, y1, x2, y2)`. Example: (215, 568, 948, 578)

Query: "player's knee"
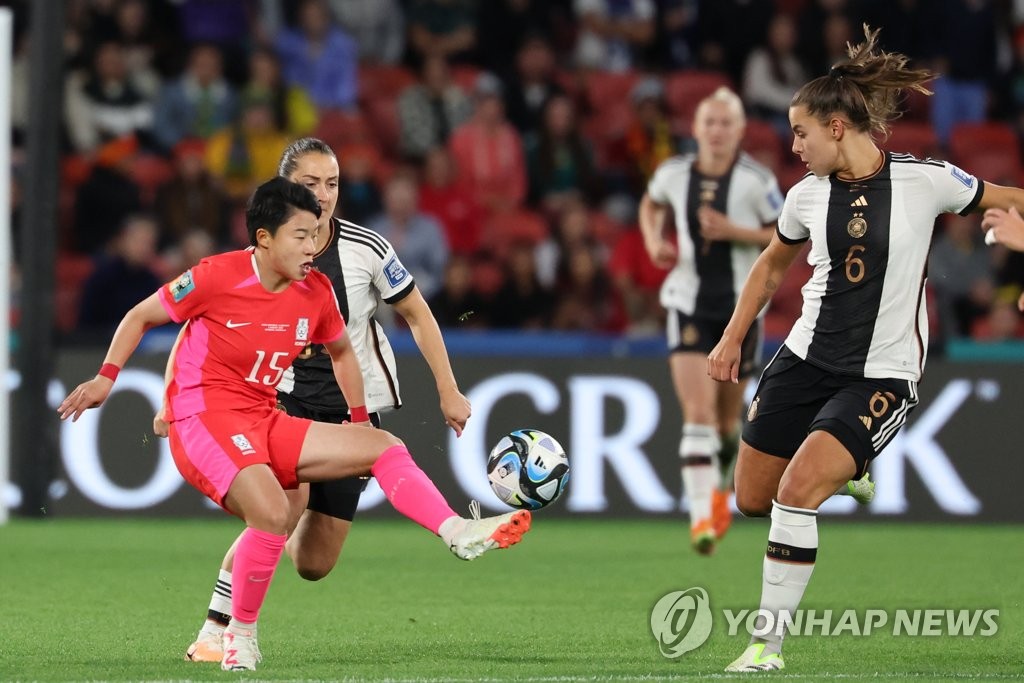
(734, 488, 772, 517)
(294, 556, 337, 582)
(251, 505, 291, 535)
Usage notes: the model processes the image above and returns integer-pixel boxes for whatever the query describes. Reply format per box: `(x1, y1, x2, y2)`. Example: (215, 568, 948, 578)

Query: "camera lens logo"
(650, 587, 713, 658)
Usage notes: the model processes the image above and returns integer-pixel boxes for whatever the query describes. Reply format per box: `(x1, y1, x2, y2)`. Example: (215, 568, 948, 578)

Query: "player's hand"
(644, 238, 677, 269)
(707, 338, 741, 384)
(57, 377, 114, 422)
(440, 388, 471, 437)
(698, 206, 734, 242)
(153, 404, 169, 438)
(981, 206, 1024, 252)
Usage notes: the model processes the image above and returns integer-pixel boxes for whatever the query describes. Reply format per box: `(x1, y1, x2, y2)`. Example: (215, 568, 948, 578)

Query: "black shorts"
(275, 392, 379, 522)
(667, 311, 764, 379)
(742, 346, 919, 477)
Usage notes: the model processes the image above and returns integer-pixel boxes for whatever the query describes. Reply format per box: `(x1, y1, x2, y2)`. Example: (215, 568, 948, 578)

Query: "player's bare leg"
(713, 379, 747, 539)
(287, 511, 352, 581)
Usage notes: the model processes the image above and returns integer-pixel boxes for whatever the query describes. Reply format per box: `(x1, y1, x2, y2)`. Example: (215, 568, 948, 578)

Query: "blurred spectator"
(929, 213, 995, 341)
(419, 146, 484, 255)
(367, 174, 450, 300)
(971, 296, 1024, 341)
(573, 0, 656, 71)
(398, 55, 473, 162)
(449, 73, 527, 213)
(535, 200, 602, 287)
(653, 0, 700, 69)
(73, 135, 143, 255)
(624, 77, 678, 191)
(926, 0, 998, 147)
(152, 43, 238, 152)
(10, 30, 28, 145)
(550, 243, 625, 332)
(65, 40, 154, 153)
(243, 47, 318, 137)
(525, 93, 599, 213)
(794, 0, 858, 76)
(694, 0, 773, 83)
(490, 240, 552, 328)
(330, 0, 406, 64)
(608, 225, 670, 334)
(159, 227, 217, 280)
(110, 0, 163, 97)
(742, 13, 806, 141)
(204, 93, 291, 201)
(503, 34, 565, 136)
(337, 144, 383, 223)
(155, 139, 231, 248)
(77, 214, 162, 335)
(428, 253, 492, 328)
(406, 0, 479, 65)
(177, 0, 252, 81)
(858, 0, 929, 68)
(998, 27, 1024, 155)
(275, 0, 358, 111)
(477, 0, 568, 75)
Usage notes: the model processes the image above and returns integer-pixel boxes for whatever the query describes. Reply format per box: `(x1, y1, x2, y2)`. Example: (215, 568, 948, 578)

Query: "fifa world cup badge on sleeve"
(171, 270, 195, 302)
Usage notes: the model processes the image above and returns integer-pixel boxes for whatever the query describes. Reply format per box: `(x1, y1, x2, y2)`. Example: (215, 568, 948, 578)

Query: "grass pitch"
(0, 517, 1021, 681)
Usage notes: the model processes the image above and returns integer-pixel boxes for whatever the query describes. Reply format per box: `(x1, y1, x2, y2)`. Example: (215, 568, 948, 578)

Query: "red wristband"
(349, 405, 369, 423)
(98, 363, 121, 382)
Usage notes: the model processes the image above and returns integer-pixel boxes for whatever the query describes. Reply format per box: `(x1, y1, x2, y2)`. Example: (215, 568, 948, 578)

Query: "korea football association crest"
(230, 434, 255, 456)
(295, 317, 309, 347)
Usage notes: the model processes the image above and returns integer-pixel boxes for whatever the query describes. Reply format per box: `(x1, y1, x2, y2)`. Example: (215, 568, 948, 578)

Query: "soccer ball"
(486, 429, 569, 510)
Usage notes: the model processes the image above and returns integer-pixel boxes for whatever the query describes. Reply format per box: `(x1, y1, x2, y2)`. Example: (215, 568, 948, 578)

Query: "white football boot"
(724, 643, 785, 672)
(448, 500, 532, 560)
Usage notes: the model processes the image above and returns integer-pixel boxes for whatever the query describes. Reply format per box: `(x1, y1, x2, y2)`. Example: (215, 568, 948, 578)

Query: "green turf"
(0, 518, 1021, 681)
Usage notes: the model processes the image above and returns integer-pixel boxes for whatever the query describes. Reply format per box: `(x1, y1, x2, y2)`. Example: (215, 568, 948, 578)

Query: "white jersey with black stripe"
(647, 151, 784, 318)
(277, 217, 415, 413)
(778, 152, 984, 381)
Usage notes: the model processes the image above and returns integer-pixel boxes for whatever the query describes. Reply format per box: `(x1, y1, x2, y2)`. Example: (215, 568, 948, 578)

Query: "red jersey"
(158, 250, 345, 421)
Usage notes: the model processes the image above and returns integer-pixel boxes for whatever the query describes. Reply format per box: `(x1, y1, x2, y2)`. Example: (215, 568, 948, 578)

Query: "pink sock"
(372, 444, 458, 534)
(231, 527, 286, 623)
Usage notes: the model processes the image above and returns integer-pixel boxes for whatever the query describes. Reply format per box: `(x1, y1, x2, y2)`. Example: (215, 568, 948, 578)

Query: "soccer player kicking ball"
(57, 178, 530, 672)
(707, 25, 1024, 672)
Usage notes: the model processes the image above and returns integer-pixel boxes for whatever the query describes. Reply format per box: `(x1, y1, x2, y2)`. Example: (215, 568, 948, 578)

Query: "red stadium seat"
(130, 155, 174, 204)
(55, 252, 96, 333)
(470, 257, 505, 297)
(584, 69, 641, 113)
(482, 208, 549, 257)
(582, 101, 636, 170)
(884, 122, 939, 160)
(357, 64, 416, 102)
(743, 119, 784, 172)
(949, 122, 1020, 169)
(315, 109, 373, 152)
(362, 96, 401, 158)
(451, 65, 482, 93)
(665, 70, 733, 120)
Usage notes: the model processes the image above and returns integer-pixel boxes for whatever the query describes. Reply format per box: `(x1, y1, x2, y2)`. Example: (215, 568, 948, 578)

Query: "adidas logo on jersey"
(859, 415, 873, 430)
(850, 195, 869, 207)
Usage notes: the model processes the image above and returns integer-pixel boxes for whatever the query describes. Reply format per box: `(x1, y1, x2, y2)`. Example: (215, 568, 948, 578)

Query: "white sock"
(200, 569, 233, 634)
(437, 515, 464, 546)
(680, 423, 721, 527)
(752, 500, 818, 653)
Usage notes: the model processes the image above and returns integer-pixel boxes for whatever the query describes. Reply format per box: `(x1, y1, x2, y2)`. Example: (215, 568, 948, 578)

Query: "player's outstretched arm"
(392, 286, 471, 437)
(708, 235, 803, 384)
(58, 292, 173, 421)
(323, 332, 370, 425)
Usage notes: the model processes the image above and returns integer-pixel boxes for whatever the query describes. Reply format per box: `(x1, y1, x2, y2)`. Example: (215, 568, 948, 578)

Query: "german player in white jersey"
(174, 139, 474, 663)
(708, 26, 1024, 672)
(639, 87, 783, 554)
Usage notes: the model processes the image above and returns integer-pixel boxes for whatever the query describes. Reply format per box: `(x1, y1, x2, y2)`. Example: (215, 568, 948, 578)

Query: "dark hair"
(791, 25, 933, 137)
(276, 137, 336, 178)
(246, 177, 322, 246)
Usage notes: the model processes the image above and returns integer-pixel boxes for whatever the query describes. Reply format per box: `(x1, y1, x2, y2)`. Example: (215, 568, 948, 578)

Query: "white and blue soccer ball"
(487, 429, 569, 510)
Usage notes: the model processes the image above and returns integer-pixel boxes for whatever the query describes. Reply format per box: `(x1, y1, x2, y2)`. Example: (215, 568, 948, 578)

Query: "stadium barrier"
(13, 345, 1021, 521)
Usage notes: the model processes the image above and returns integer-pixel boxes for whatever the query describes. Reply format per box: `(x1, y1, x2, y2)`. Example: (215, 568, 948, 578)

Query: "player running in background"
(708, 26, 1024, 672)
(159, 138, 473, 663)
(639, 87, 783, 555)
(58, 178, 529, 673)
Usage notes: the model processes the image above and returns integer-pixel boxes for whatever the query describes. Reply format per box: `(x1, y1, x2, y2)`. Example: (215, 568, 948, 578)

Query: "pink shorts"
(168, 408, 313, 508)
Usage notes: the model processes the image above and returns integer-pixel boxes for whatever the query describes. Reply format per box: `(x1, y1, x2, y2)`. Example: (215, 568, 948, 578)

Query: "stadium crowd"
(7, 0, 1024, 347)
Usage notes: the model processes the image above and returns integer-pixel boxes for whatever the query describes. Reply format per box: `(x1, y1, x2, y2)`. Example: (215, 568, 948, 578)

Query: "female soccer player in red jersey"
(58, 177, 529, 672)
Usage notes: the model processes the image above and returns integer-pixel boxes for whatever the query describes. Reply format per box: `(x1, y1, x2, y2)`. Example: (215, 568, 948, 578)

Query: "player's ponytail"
(792, 24, 933, 138)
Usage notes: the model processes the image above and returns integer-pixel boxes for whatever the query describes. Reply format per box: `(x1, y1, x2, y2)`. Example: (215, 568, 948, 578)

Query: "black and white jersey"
(778, 152, 983, 381)
(277, 217, 416, 413)
(647, 151, 784, 319)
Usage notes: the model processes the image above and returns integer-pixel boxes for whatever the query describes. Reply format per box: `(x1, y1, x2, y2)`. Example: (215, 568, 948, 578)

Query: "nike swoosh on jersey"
(226, 320, 252, 328)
